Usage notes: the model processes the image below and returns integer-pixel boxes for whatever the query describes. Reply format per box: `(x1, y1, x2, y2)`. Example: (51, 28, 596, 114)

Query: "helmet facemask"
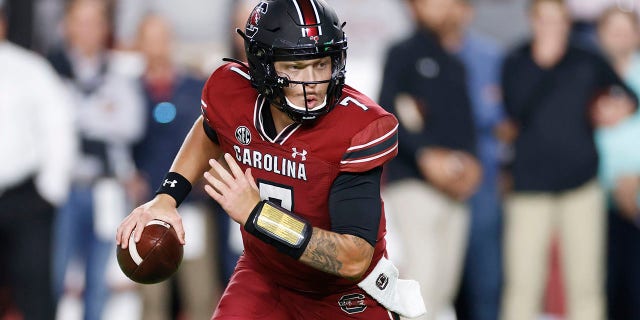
(274, 49, 346, 123)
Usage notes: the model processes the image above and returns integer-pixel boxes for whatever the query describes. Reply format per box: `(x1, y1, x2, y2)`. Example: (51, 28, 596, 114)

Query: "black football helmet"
(239, 0, 348, 123)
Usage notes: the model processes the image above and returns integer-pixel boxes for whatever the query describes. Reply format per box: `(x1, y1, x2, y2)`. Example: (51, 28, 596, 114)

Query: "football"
(117, 220, 183, 284)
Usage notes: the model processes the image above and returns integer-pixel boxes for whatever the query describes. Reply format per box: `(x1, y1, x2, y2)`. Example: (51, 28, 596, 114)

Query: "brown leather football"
(117, 220, 183, 284)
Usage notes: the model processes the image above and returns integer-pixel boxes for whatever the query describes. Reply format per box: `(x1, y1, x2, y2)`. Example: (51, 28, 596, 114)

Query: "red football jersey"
(201, 63, 398, 294)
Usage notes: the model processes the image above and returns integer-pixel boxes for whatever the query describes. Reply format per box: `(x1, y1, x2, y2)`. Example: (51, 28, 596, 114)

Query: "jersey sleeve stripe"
(341, 130, 398, 161)
(230, 66, 251, 80)
(200, 102, 209, 122)
(340, 142, 398, 164)
(346, 124, 398, 151)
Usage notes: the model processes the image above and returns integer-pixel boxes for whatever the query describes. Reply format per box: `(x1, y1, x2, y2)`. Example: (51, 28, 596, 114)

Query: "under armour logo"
(292, 148, 307, 161)
(163, 179, 177, 188)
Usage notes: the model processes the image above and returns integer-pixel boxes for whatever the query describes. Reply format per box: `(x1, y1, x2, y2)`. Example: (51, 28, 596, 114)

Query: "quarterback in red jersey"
(116, 0, 425, 319)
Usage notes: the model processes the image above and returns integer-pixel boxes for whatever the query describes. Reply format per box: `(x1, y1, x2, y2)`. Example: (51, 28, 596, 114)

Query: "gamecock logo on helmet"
(246, 2, 268, 38)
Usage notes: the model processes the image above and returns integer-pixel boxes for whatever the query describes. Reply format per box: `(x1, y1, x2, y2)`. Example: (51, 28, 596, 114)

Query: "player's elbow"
(339, 235, 374, 281)
(341, 258, 372, 280)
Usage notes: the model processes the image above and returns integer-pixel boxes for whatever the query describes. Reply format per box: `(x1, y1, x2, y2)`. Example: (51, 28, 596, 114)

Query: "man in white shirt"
(46, 1, 144, 319)
(0, 0, 77, 319)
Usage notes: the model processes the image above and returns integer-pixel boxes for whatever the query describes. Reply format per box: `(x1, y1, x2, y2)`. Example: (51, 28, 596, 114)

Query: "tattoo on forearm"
(351, 236, 368, 249)
(301, 228, 374, 279)
(304, 229, 343, 275)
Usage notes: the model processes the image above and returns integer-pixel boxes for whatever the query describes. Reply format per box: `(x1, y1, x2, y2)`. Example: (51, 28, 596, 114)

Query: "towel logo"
(376, 273, 389, 290)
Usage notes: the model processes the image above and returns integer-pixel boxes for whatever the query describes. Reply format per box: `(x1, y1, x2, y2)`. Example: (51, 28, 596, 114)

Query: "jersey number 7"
(258, 180, 294, 211)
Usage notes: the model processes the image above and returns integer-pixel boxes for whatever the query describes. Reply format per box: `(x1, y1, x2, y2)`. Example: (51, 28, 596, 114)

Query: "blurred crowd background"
(0, 0, 639, 319)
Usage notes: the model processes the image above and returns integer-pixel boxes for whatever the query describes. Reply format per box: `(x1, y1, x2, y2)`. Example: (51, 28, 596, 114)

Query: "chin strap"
(284, 95, 328, 112)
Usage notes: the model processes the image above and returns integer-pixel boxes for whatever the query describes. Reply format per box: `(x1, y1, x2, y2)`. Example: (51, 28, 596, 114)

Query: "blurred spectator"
(379, 0, 482, 319)
(114, 1, 255, 286)
(129, 14, 220, 320)
(33, 0, 66, 54)
(113, 0, 239, 76)
(566, 0, 613, 48)
(2, 0, 116, 54)
(3, 0, 35, 50)
(331, 0, 411, 99)
(594, 6, 640, 320)
(440, 1, 506, 320)
(566, 0, 638, 51)
(466, 0, 529, 48)
(45, 0, 144, 319)
(229, 0, 256, 61)
(114, 0, 232, 48)
(0, 0, 77, 318)
(500, 0, 637, 319)
(3, 0, 74, 53)
(566, 0, 617, 22)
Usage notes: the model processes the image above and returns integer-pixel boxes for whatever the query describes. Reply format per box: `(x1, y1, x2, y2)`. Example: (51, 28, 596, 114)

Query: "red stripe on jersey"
(294, 0, 320, 36)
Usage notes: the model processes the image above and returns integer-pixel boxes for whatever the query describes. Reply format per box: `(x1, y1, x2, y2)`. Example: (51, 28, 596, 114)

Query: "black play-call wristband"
(244, 200, 313, 259)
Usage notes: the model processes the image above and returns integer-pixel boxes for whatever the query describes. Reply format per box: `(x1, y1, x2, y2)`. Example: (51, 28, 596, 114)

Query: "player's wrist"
(155, 172, 192, 207)
(154, 193, 178, 207)
(244, 200, 313, 259)
(237, 199, 261, 227)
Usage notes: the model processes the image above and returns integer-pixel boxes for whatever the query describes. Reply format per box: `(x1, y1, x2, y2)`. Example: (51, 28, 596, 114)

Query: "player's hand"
(418, 148, 482, 201)
(613, 175, 640, 221)
(116, 194, 185, 249)
(203, 153, 261, 226)
(450, 153, 482, 201)
(590, 92, 634, 128)
(494, 119, 519, 144)
(418, 147, 458, 198)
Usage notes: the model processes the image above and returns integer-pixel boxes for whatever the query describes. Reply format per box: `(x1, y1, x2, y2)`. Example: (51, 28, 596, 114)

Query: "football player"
(116, 0, 425, 318)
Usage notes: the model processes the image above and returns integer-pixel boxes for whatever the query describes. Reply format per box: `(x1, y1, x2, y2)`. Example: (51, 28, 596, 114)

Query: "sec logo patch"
(235, 126, 251, 145)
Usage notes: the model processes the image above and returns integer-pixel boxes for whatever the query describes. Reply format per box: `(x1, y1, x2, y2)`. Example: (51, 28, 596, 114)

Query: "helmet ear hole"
(256, 49, 266, 58)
